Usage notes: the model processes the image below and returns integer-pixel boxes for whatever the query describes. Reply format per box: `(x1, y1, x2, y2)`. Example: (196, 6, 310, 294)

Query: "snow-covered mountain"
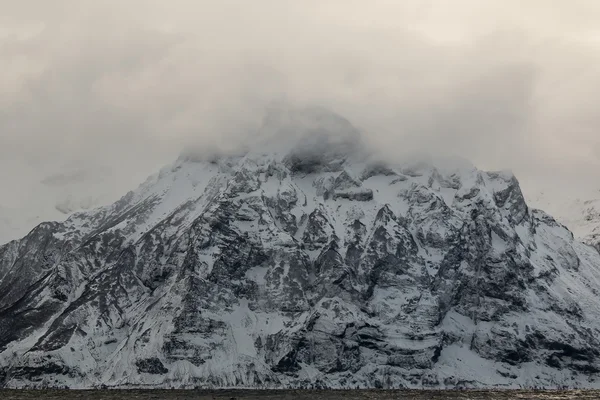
(1, 107, 600, 389)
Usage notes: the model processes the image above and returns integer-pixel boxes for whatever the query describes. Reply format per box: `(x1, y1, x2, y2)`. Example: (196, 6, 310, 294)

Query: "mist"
(2, 0, 600, 240)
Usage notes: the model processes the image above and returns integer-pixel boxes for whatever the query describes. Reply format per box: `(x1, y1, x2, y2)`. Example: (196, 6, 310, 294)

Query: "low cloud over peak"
(1, 0, 600, 239)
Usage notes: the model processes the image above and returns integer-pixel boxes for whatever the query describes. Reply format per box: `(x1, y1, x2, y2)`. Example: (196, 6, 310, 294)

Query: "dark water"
(1, 390, 599, 399)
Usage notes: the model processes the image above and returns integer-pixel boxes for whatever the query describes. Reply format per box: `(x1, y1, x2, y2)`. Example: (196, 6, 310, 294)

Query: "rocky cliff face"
(1, 109, 600, 389)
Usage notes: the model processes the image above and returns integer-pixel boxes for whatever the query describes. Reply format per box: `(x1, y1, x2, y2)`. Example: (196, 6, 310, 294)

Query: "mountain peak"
(255, 105, 364, 166)
(176, 105, 367, 175)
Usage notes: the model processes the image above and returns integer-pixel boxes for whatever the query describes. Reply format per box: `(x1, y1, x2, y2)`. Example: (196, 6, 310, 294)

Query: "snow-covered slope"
(1, 108, 600, 389)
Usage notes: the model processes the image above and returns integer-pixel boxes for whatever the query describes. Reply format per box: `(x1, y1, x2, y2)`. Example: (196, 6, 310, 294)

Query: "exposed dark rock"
(135, 358, 168, 375)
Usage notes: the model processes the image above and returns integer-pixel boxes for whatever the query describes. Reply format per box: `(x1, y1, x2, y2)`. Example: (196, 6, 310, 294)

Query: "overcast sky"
(2, 0, 600, 236)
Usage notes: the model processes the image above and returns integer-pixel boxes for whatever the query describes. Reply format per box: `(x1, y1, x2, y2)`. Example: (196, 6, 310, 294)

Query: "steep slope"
(1, 109, 600, 389)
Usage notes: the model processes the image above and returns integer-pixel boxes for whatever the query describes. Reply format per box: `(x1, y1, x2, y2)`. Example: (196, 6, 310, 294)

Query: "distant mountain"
(0, 209, 39, 247)
(1, 107, 600, 389)
(0, 167, 111, 245)
(528, 191, 600, 252)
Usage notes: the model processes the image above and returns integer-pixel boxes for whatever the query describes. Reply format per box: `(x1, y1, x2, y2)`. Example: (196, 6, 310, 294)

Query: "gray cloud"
(1, 0, 600, 231)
